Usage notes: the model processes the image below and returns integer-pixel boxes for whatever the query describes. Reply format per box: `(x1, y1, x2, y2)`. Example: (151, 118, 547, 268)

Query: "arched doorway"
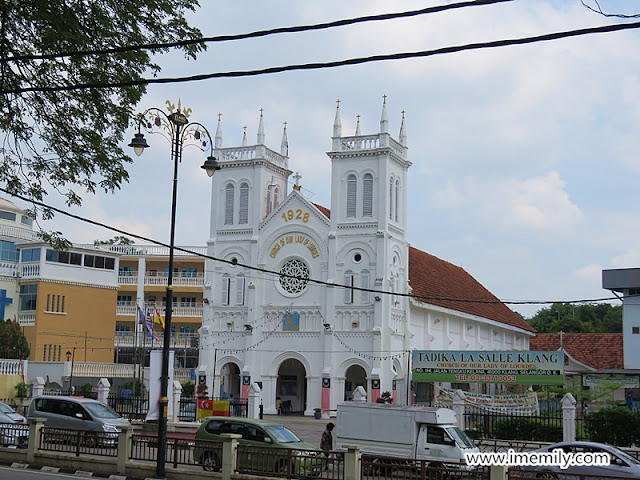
(276, 358, 307, 414)
(220, 362, 241, 399)
(344, 365, 367, 401)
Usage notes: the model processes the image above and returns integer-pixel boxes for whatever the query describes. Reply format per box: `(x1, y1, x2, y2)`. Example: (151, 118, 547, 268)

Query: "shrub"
(14, 381, 28, 398)
(78, 383, 94, 398)
(585, 407, 640, 447)
(488, 417, 562, 442)
(182, 380, 195, 397)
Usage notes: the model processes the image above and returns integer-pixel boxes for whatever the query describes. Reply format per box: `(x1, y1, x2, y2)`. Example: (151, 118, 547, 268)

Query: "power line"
(581, 0, 640, 19)
(4, 20, 640, 95)
(2, 0, 513, 63)
(0, 187, 618, 307)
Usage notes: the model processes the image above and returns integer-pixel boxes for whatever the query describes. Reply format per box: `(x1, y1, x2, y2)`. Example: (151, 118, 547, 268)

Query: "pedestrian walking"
(320, 422, 334, 469)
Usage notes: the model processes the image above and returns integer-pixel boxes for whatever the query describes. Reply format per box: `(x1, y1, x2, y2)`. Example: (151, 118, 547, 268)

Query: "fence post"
(221, 433, 241, 480)
(562, 393, 576, 442)
(32, 376, 45, 397)
(489, 465, 508, 480)
(452, 389, 466, 431)
(248, 382, 261, 419)
(172, 380, 182, 422)
(352, 386, 367, 403)
(97, 378, 110, 405)
(343, 445, 361, 480)
(27, 417, 46, 464)
(116, 425, 133, 474)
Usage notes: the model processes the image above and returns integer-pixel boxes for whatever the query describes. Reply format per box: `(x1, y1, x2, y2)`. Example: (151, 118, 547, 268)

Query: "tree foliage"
(0, 0, 205, 242)
(94, 236, 134, 246)
(526, 303, 622, 333)
(0, 319, 30, 359)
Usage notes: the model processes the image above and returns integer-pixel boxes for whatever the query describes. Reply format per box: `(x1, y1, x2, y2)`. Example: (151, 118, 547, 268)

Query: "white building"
(198, 101, 535, 415)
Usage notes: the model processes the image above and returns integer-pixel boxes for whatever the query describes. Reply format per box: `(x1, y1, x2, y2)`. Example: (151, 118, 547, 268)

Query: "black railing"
(177, 397, 249, 422)
(465, 411, 563, 443)
(107, 393, 149, 421)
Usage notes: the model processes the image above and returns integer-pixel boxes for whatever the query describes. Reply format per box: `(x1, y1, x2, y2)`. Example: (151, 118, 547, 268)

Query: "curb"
(4, 461, 137, 479)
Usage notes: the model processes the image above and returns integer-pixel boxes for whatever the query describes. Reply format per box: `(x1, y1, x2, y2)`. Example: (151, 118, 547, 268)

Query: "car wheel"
(201, 451, 220, 472)
(536, 473, 558, 480)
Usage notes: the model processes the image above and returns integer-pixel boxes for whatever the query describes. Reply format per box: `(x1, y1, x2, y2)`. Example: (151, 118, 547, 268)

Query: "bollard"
(259, 402, 263, 419)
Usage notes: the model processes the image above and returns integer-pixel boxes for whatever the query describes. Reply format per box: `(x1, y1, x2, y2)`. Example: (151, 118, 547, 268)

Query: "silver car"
(0, 402, 28, 447)
(525, 441, 640, 479)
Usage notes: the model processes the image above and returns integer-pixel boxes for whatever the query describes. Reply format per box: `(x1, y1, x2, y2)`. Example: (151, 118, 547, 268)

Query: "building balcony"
(116, 303, 203, 317)
(114, 333, 199, 349)
(21, 263, 40, 278)
(0, 261, 18, 277)
(70, 362, 192, 381)
(144, 272, 204, 287)
(18, 312, 35, 326)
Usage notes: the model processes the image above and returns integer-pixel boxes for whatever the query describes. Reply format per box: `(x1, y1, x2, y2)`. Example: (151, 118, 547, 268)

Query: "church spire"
(242, 126, 247, 146)
(399, 110, 407, 146)
(380, 94, 389, 134)
(333, 99, 342, 137)
(257, 108, 265, 145)
(281, 121, 289, 156)
(214, 113, 223, 148)
(355, 114, 361, 136)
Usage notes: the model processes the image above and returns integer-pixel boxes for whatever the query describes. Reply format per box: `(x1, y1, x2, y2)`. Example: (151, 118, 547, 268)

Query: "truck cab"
(416, 423, 476, 462)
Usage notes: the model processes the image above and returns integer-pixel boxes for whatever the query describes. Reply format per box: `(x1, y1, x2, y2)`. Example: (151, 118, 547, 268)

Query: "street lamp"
(66, 348, 75, 394)
(129, 100, 220, 478)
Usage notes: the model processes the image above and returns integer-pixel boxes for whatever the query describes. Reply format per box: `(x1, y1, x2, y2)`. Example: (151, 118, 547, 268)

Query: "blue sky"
(28, 0, 640, 319)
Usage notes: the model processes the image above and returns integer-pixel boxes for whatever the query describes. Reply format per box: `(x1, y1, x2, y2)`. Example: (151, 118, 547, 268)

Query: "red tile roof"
(408, 246, 535, 332)
(312, 204, 533, 333)
(529, 333, 623, 370)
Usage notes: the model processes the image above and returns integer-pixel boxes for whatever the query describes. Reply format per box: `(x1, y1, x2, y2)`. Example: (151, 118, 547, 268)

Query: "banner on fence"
(434, 386, 539, 415)
(197, 399, 230, 420)
(582, 374, 639, 389)
(145, 350, 175, 421)
(412, 350, 564, 385)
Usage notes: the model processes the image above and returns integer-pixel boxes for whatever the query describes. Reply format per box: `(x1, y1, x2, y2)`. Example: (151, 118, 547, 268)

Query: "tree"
(94, 236, 134, 246)
(1, 1, 205, 247)
(0, 319, 30, 359)
(526, 303, 622, 333)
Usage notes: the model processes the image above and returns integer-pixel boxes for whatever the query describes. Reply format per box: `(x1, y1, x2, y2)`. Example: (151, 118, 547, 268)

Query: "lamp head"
(201, 155, 221, 177)
(128, 132, 149, 156)
(66, 351, 71, 361)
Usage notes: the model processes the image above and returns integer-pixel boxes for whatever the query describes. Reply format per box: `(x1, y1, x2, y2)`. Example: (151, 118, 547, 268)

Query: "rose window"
(279, 259, 310, 294)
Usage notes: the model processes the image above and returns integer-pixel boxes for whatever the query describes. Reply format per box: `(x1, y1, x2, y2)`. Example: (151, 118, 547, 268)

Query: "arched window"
(274, 187, 280, 210)
(224, 184, 235, 225)
(346, 175, 357, 218)
(360, 269, 370, 303)
(344, 270, 354, 304)
(362, 173, 373, 217)
(236, 274, 245, 305)
(239, 183, 249, 224)
(221, 274, 231, 305)
(395, 179, 400, 222)
(266, 188, 272, 216)
(389, 176, 394, 220)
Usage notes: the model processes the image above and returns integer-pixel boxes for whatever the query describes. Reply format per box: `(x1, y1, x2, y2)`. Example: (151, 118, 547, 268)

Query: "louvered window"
(266, 188, 272, 216)
(274, 187, 279, 210)
(221, 275, 231, 305)
(346, 175, 357, 218)
(389, 177, 394, 220)
(344, 270, 354, 304)
(225, 184, 235, 225)
(363, 173, 373, 217)
(361, 270, 370, 303)
(239, 183, 249, 224)
(236, 274, 245, 305)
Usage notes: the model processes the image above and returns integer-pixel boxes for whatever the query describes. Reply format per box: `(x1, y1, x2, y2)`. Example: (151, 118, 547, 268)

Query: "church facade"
(198, 101, 535, 415)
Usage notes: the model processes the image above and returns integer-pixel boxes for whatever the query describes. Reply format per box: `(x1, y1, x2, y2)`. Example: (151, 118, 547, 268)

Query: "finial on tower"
(215, 113, 223, 148)
(281, 121, 289, 157)
(399, 109, 407, 146)
(355, 114, 361, 136)
(257, 108, 265, 144)
(333, 99, 342, 137)
(242, 126, 248, 146)
(380, 94, 389, 134)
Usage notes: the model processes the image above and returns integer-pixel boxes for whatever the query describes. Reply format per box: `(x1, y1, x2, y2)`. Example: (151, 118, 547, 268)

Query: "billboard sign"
(412, 350, 564, 385)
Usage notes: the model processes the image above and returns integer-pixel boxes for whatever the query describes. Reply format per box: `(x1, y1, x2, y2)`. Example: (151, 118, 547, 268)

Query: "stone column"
(248, 382, 262, 419)
(31, 376, 45, 397)
(116, 425, 133, 474)
(96, 378, 110, 405)
(452, 389, 466, 431)
(343, 445, 361, 480)
(171, 380, 182, 422)
(221, 433, 241, 480)
(562, 393, 577, 442)
(27, 417, 46, 463)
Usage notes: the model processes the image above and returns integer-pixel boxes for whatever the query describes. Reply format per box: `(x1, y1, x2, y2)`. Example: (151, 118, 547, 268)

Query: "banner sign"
(283, 314, 300, 331)
(412, 350, 564, 385)
(434, 386, 539, 415)
(197, 399, 230, 420)
(583, 374, 639, 389)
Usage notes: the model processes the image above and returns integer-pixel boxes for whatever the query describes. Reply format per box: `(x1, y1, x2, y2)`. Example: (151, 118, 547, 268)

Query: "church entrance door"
(344, 365, 367, 401)
(276, 358, 307, 415)
(220, 362, 241, 399)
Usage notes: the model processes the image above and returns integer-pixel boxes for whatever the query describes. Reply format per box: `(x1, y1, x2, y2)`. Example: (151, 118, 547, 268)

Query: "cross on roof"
(383, 94, 387, 104)
(218, 113, 222, 121)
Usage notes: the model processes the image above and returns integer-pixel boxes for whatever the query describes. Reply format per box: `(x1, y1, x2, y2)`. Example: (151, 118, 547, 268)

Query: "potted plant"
(314, 407, 322, 419)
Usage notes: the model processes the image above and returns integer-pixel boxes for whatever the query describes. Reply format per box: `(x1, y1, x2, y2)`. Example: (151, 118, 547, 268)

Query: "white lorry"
(335, 403, 478, 466)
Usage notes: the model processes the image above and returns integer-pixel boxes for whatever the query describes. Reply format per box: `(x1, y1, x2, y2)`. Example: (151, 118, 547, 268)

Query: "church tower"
(327, 97, 412, 400)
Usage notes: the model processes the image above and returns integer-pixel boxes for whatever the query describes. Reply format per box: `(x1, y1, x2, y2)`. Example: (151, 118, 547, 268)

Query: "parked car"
(524, 441, 640, 479)
(27, 396, 131, 446)
(0, 402, 28, 447)
(194, 417, 325, 475)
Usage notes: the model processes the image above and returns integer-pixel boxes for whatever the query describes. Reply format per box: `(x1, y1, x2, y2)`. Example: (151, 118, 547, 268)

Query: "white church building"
(197, 100, 535, 416)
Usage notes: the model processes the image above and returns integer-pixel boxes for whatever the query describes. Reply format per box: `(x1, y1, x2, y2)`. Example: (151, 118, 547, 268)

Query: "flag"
(154, 308, 165, 332)
(143, 308, 159, 343)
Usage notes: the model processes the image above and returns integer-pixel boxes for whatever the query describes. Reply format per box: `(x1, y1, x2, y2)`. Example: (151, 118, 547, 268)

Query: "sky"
(19, 0, 640, 319)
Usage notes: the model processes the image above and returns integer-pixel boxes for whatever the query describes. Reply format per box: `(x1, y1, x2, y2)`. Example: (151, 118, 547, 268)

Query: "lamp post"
(66, 348, 75, 394)
(129, 100, 219, 478)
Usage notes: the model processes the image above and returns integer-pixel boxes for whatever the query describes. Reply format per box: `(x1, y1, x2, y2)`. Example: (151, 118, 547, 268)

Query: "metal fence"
(466, 411, 563, 442)
(107, 393, 149, 421)
(361, 455, 487, 480)
(177, 397, 248, 422)
(39, 426, 119, 457)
